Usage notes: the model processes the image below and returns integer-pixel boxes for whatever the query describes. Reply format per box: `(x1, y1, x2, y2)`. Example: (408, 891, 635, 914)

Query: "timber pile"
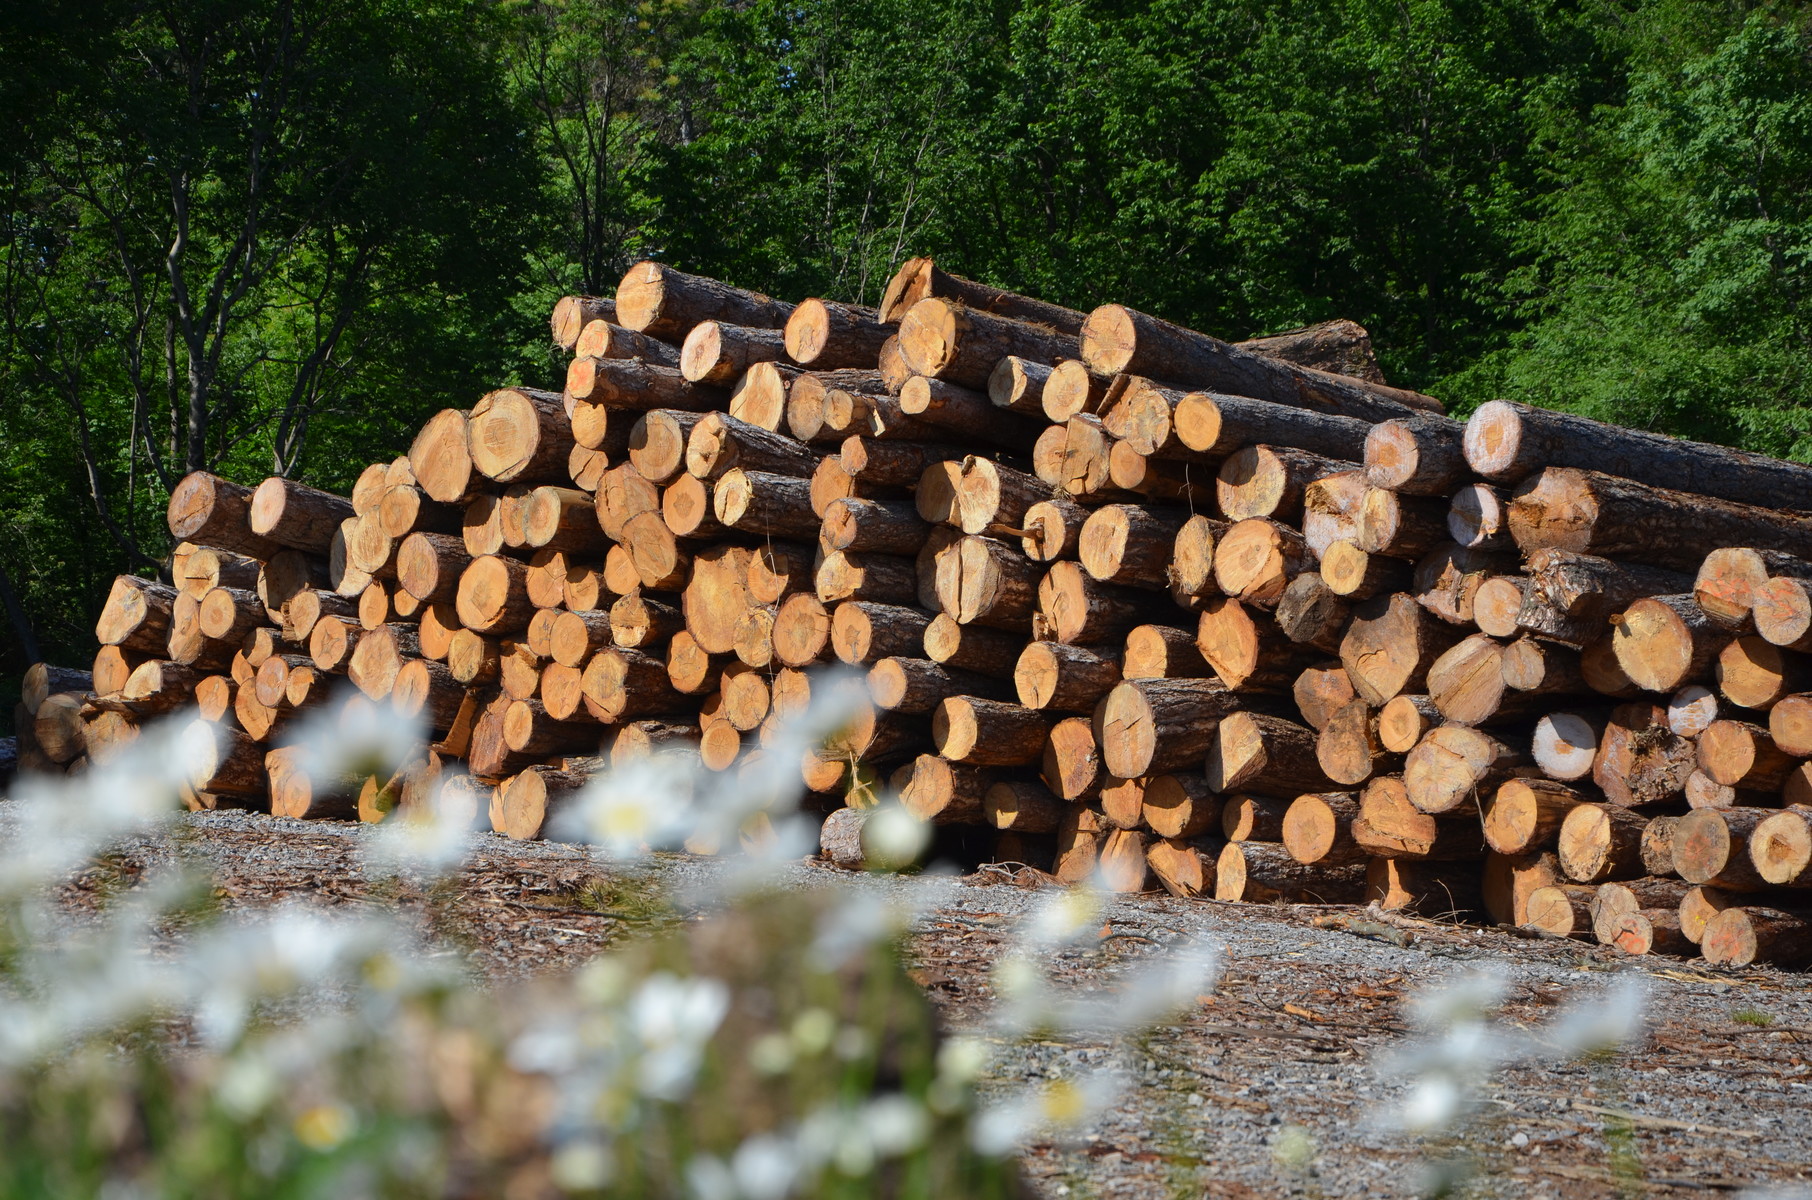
(25, 255, 1812, 969)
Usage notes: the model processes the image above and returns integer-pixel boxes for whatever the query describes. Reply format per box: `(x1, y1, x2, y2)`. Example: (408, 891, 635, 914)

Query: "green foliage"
(5, 0, 1812, 674)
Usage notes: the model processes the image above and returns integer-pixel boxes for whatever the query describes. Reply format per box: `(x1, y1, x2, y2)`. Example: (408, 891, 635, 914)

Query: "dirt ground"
(33, 806, 1812, 1198)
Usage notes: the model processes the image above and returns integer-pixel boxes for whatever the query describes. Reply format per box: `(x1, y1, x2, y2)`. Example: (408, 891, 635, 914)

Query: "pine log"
(932, 697, 1051, 766)
(1207, 711, 1331, 797)
(879, 258, 1085, 331)
(1074, 504, 1188, 591)
(1217, 445, 1357, 524)
(1209, 518, 1310, 609)
(1363, 415, 1469, 496)
(679, 321, 786, 385)
(177, 546, 261, 600)
(1500, 636, 1589, 696)
(552, 295, 618, 349)
(1295, 664, 1360, 733)
(565, 356, 727, 415)
(712, 469, 821, 540)
(771, 592, 832, 667)
(1013, 641, 1122, 712)
(988, 355, 1053, 416)
(1097, 677, 1244, 777)
(817, 550, 919, 607)
(166, 471, 282, 559)
(1041, 716, 1102, 802)
(1369, 858, 1484, 917)
(1608, 594, 1727, 694)
(1531, 710, 1607, 782)
(1523, 884, 1597, 938)
(1446, 483, 1511, 552)
(1414, 543, 1512, 627)
(1753, 576, 1812, 651)
(1472, 577, 1528, 639)
(981, 779, 1065, 833)
(1482, 778, 1590, 855)
(869, 657, 1012, 714)
(1715, 637, 1806, 711)
(821, 497, 929, 557)
(1339, 592, 1467, 706)
(1553, 804, 1649, 883)
(1281, 791, 1364, 866)
(1039, 360, 1113, 423)
(571, 316, 678, 368)
(897, 297, 1078, 390)
(897, 376, 1040, 453)
(581, 647, 683, 721)
(1748, 806, 1812, 887)
(1378, 694, 1441, 753)
(1590, 879, 1694, 945)
(1219, 795, 1289, 842)
(1162, 388, 1371, 463)
(615, 260, 791, 340)
(1319, 541, 1413, 601)
(1771, 692, 1812, 757)
(1081, 305, 1429, 423)
(1316, 699, 1392, 787)
(1215, 840, 1367, 903)
(520, 487, 608, 556)
(467, 387, 572, 486)
(1591, 701, 1695, 806)
(1196, 596, 1321, 692)
(1511, 467, 1812, 571)
(1403, 725, 1528, 815)
(92, 647, 143, 698)
(1698, 719, 1796, 790)
(1121, 623, 1208, 679)
(1672, 807, 1776, 890)
(1700, 906, 1812, 967)
(95, 575, 179, 654)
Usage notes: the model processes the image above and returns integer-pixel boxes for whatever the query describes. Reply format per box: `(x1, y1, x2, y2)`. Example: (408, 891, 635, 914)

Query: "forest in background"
(2, 0, 1810, 683)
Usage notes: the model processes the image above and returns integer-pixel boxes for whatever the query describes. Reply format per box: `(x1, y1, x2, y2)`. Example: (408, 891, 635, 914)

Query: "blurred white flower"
(860, 804, 931, 871)
(561, 754, 702, 857)
(1023, 886, 1106, 950)
(361, 792, 473, 876)
(285, 687, 425, 790)
(1406, 968, 1508, 1031)
(971, 1070, 1124, 1156)
(629, 973, 730, 1100)
(1074, 938, 1219, 1033)
(1542, 976, 1647, 1057)
(730, 1133, 798, 1200)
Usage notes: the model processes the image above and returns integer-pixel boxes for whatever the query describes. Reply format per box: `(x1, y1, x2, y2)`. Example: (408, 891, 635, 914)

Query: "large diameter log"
(953, 458, 1046, 537)
(1081, 304, 1430, 423)
(897, 297, 1079, 390)
(1403, 725, 1528, 815)
(408, 409, 478, 505)
(1510, 468, 1812, 571)
(1339, 592, 1466, 707)
(1609, 594, 1727, 694)
(1097, 678, 1244, 777)
(1036, 561, 1154, 645)
(32, 694, 87, 763)
(1467, 399, 1812, 507)
(1715, 637, 1807, 710)
(1754, 576, 1812, 651)
(898, 754, 993, 824)
(1215, 841, 1366, 903)
(347, 624, 420, 700)
(615, 260, 792, 340)
(466, 387, 572, 485)
(1673, 807, 1776, 890)
(455, 555, 535, 635)
(96, 576, 179, 654)
(1424, 634, 1513, 727)
(1207, 712, 1331, 797)
(1363, 415, 1468, 496)
(1316, 699, 1391, 787)
(166, 471, 282, 559)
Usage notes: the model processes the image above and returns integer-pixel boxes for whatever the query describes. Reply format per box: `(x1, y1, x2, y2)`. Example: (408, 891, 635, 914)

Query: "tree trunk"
(1097, 677, 1245, 776)
(1364, 415, 1468, 496)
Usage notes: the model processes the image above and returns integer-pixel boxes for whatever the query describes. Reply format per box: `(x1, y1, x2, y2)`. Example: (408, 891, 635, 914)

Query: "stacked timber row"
(32, 254, 1812, 971)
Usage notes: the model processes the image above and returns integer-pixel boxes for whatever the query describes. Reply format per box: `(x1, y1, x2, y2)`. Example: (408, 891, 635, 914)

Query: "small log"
(680, 321, 786, 385)
(1301, 470, 1368, 559)
(1415, 543, 1512, 627)
(95, 575, 179, 654)
(1146, 837, 1218, 899)
(1500, 636, 1589, 695)
(923, 613, 1025, 678)
(1014, 641, 1122, 712)
(1642, 814, 1681, 876)
(521, 486, 608, 556)
(1378, 694, 1441, 753)
(988, 355, 1054, 416)
(898, 375, 1040, 452)
(1053, 807, 1108, 883)
(821, 497, 929, 556)
(983, 779, 1065, 833)
(1275, 574, 1350, 653)
(551, 295, 617, 349)
(615, 260, 792, 340)
(1753, 575, 1812, 651)
(898, 755, 994, 824)
(1523, 885, 1597, 938)
(954, 458, 1047, 537)
(1716, 637, 1807, 711)
(1447, 483, 1511, 552)
(1590, 878, 1693, 944)
(1472, 576, 1528, 639)
(785, 298, 891, 369)
(1036, 560, 1156, 645)
(1122, 623, 1208, 679)
(1041, 715, 1101, 802)
(1319, 541, 1413, 601)
(1295, 664, 1360, 733)
(581, 647, 684, 721)
(817, 550, 920, 607)
(565, 355, 727, 414)
(880, 257, 1085, 332)
(686, 411, 818, 480)
(181, 718, 268, 798)
(870, 657, 1011, 714)
(1195, 596, 1321, 692)
(1701, 906, 1812, 967)
(1698, 719, 1796, 790)
(1168, 513, 1227, 600)
(771, 592, 832, 667)
(444, 629, 501, 685)
(714, 469, 822, 540)
(1556, 803, 1649, 883)
(570, 316, 678, 367)
(1167, 388, 1370, 461)
(1770, 692, 1812, 756)
(1316, 699, 1391, 787)
(897, 297, 1079, 390)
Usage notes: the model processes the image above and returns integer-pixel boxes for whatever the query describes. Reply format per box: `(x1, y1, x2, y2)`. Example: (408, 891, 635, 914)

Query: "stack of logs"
(32, 254, 1812, 970)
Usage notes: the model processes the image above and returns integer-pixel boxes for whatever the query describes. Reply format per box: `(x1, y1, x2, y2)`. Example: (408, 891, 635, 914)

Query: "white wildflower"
(971, 1070, 1124, 1156)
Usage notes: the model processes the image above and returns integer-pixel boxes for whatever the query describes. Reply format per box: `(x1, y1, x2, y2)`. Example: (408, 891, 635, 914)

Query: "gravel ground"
(24, 804, 1812, 1198)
